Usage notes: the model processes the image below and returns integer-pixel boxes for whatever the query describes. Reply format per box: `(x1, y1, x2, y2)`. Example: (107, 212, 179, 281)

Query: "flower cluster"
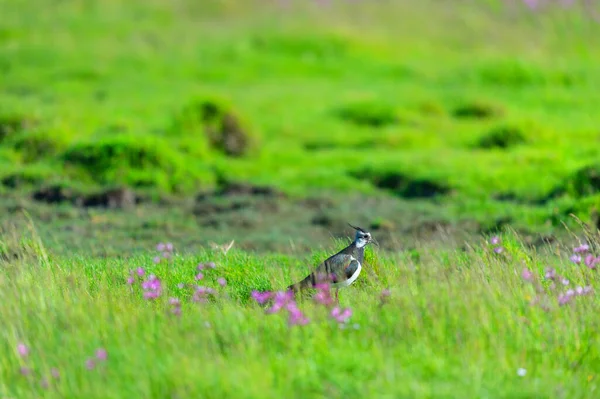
(251, 280, 361, 327)
(15, 342, 106, 388)
(251, 290, 310, 326)
(126, 267, 145, 285)
(522, 254, 594, 308)
(490, 236, 504, 254)
(569, 244, 600, 269)
(154, 242, 174, 264)
(141, 274, 162, 300)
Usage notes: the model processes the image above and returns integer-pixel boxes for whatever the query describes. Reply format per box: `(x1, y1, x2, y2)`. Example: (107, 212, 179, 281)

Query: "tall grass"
(1, 226, 600, 398)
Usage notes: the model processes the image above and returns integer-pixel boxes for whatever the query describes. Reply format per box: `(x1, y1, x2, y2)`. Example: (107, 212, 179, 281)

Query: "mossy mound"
(171, 96, 259, 157)
(62, 135, 214, 193)
(335, 100, 399, 128)
(476, 125, 527, 150)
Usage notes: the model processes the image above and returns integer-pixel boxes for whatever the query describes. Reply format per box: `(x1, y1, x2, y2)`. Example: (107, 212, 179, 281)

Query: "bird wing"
(323, 254, 358, 283)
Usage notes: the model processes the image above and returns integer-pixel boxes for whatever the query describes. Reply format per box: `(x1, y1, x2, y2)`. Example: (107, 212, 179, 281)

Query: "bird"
(287, 224, 376, 301)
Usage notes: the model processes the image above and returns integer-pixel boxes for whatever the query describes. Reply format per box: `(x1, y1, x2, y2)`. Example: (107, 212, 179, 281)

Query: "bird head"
(348, 223, 376, 248)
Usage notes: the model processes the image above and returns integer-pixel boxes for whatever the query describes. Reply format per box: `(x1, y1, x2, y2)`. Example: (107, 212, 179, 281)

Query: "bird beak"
(370, 236, 379, 247)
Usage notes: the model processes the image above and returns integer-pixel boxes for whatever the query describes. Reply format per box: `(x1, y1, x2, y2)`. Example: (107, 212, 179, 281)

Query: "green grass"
(2, 226, 600, 398)
(2, 0, 600, 232)
(4, 2, 600, 396)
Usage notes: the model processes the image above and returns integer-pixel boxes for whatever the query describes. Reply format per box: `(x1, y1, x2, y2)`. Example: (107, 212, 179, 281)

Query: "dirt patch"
(352, 170, 450, 199)
(32, 185, 138, 209)
(194, 181, 284, 218)
(77, 187, 137, 209)
(475, 126, 527, 150)
(32, 185, 75, 204)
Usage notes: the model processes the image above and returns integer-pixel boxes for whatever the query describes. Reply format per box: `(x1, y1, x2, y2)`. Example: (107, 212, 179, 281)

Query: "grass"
(2, 225, 600, 398)
(2, 0, 600, 234)
(4, 1, 600, 397)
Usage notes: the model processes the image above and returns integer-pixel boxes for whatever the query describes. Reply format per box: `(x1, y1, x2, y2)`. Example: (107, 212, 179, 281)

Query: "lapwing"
(287, 224, 375, 301)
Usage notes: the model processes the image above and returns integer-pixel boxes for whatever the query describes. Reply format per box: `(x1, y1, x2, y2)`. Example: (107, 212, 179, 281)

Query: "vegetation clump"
(335, 100, 399, 128)
(173, 97, 258, 157)
(452, 101, 503, 119)
(476, 125, 527, 149)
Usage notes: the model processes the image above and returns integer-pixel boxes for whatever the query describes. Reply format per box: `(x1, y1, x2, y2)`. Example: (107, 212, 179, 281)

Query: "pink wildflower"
(331, 306, 352, 323)
(17, 343, 29, 358)
(251, 290, 273, 304)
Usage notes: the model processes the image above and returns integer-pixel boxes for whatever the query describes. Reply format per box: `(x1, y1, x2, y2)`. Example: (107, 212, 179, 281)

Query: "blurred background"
(1, 0, 600, 255)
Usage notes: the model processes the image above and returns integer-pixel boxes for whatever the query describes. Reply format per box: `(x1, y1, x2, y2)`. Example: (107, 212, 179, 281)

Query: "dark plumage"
(287, 225, 375, 300)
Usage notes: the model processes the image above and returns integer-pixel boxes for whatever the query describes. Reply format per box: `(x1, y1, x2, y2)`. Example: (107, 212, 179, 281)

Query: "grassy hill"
(2, 0, 600, 247)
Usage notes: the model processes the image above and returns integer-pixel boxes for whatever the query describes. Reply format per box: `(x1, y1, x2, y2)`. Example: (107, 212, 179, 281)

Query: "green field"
(2, 0, 600, 397)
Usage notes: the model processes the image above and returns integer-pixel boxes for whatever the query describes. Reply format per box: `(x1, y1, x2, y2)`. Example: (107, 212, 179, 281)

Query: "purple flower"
(576, 286, 585, 295)
(20, 367, 31, 376)
(195, 272, 204, 281)
(177, 283, 185, 289)
(126, 276, 135, 285)
(205, 262, 216, 269)
(561, 278, 570, 286)
(331, 306, 352, 323)
(380, 289, 391, 298)
(85, 358, 95, 370)
(192, 286, 216, 303)
(96, 348, 107, 361)
(153, 256, 161, 264)
(521, 268, 533, 281)
(40, 377, 49, 389)
(169, 297, 182, 316)
(197, 263, 205, 270)
(570, 255, 582, 264)
(165, 242, 174, 252)
(217, 277, 227, 287)
(266, 291, 293, 314)
(136, 267, 145, 276)
(494, 246, 504, 254)
(251, 290, 273, 304)
(157, 243, 166, 252)
(142, 275, 162, 299)
(490, 236, 500, 245)
(544, 268, 556, 280)
(558, 293, 572, 306)
(585, 255, 599, 269)
(583, 286, 593, 295)
(286, 302, 309, 326)
(50, 368, 60, 379)
(17, 343, 29, 358)
(313, 284, 333, 306)
(574, 244, 590, 253)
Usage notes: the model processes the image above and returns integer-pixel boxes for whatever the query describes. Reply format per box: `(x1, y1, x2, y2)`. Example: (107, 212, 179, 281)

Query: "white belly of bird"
(332, 260, 362, 288)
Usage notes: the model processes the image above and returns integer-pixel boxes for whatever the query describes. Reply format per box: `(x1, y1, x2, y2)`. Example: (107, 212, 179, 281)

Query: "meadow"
(2, 225, 600, 398)
(3, 0, 600, 397)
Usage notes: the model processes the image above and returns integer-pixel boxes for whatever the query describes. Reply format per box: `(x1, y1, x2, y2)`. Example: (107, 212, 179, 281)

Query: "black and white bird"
(287, 224, 375, 301)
